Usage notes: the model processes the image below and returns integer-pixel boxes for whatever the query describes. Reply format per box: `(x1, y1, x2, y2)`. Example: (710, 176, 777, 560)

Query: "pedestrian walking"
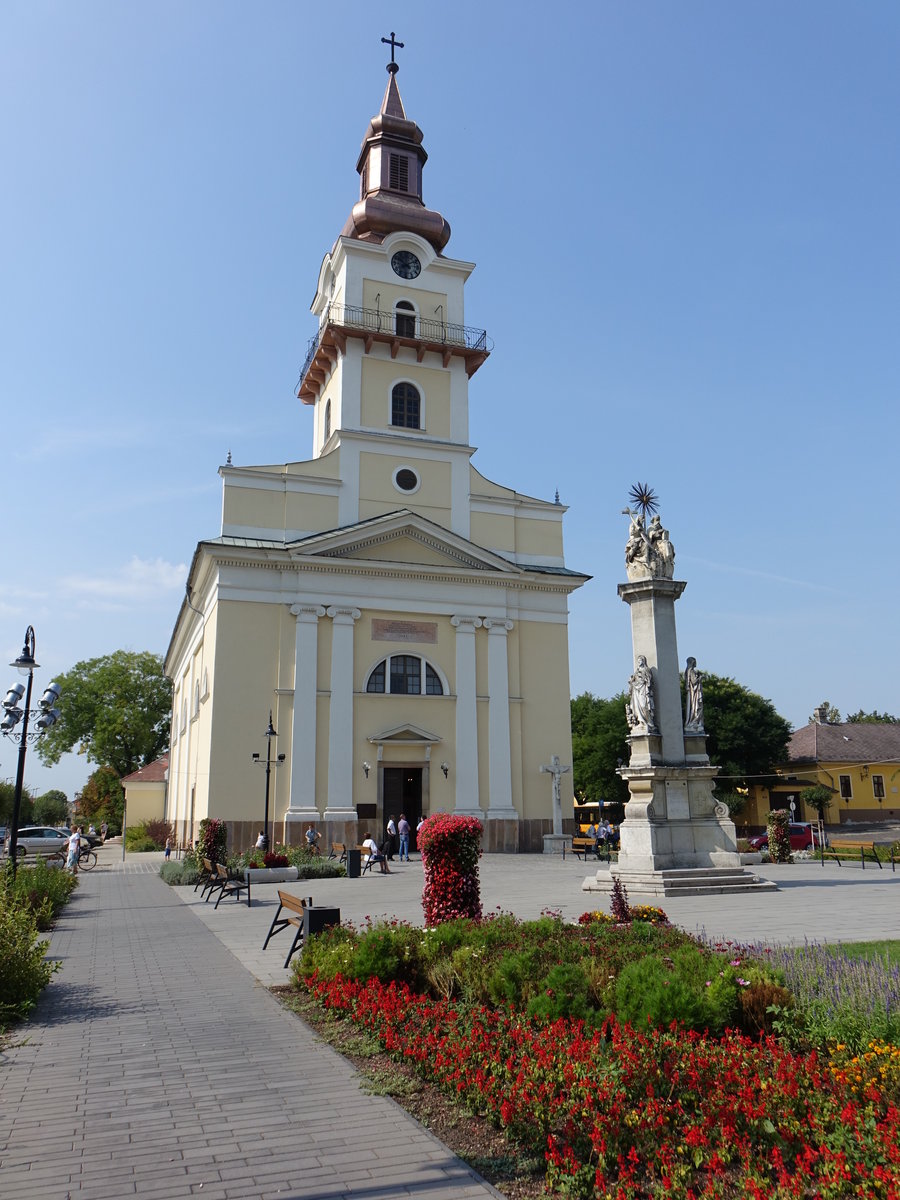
(386, 815, 398, 860)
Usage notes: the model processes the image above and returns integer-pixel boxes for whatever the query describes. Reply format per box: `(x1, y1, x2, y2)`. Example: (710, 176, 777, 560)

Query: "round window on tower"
(393, 466, 420, 494)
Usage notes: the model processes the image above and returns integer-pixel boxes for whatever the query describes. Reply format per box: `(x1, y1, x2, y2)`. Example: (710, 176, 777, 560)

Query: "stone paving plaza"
(1, 843, 898, 1199)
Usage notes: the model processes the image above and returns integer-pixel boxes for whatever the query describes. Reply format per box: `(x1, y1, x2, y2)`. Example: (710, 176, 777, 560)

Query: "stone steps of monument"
(583, 866, 778, 897)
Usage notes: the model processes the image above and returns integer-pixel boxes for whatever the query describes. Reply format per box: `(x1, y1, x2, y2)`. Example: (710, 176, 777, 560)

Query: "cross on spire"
(381, 31, 404, 74)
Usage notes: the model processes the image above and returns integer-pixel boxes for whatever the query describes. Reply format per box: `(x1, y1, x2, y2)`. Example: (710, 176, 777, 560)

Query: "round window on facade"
(393, 466, 420, 494)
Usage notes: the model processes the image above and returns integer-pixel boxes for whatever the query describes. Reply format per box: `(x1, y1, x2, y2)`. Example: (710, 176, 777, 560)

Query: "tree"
(77, 767, 124, 832)
(0, 780, 34, 827)
(571, 673, 793, 798)
(36, 650, 172, 778)
(809, 700, 841, 724)
(570, 692, 630, 806)
(845, 709, 899, 724)
(32, 789, 69, 825)
(699, 673, 793, 790)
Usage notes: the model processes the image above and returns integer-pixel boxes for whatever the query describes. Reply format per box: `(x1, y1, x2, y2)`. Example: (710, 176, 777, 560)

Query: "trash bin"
(304, 905, 341, 937)
(346, 848, 361, 878)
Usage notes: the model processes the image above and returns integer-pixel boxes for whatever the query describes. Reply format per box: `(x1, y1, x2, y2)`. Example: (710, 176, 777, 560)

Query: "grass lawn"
(821, 938, 900, 965)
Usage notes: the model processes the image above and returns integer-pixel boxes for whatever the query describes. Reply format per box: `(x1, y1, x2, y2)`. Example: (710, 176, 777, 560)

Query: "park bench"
(570, 837, 612, 862)
(357, 845, 377, 874)
(826, 841, 889, 870)
(196, 858, 219, 899)
(212, 863, 251, 908)
(262, 891, 308, 968)
(329, 842, 347, 863)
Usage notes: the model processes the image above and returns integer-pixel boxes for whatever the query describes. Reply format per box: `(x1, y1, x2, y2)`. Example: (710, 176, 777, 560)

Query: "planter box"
(243, 866, 299, 884)
(739, 852, 763, 865)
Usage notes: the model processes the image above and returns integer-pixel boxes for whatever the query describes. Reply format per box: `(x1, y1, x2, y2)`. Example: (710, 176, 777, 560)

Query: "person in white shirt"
(362, 836, 390, 873)
(66, 827, 81, 874)
(385, 816, 398, 860)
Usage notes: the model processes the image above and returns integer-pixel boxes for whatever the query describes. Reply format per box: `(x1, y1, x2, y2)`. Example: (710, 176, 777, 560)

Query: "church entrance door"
(382, 767, 423, 851)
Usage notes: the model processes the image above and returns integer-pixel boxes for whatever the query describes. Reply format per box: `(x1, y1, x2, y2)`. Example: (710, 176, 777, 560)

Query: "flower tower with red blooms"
(419, 813, 483, 925)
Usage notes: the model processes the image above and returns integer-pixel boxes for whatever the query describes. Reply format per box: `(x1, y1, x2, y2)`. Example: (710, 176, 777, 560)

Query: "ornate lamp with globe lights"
(1, 627, 63, 877)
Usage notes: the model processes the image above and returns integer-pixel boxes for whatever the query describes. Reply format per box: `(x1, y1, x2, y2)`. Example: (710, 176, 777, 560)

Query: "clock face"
(391, 250, 421, 280)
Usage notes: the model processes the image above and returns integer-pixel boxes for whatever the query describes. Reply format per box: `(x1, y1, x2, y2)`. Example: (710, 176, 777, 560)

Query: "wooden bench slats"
(262, 891, 308, 968)
(213, 863, 252, 908)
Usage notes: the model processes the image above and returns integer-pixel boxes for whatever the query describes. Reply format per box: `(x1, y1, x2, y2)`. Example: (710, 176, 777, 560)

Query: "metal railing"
(299, 304, 491, 381)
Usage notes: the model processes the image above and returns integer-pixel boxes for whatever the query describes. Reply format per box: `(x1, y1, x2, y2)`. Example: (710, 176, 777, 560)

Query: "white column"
(451, 614, 482, 813)
(483, 619, 516, 816)
(287, 604, 325, 814)
(325, 606, 361, 814)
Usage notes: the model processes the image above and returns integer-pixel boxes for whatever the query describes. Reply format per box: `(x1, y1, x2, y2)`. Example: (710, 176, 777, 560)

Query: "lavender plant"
(750, 939, 900, 1051)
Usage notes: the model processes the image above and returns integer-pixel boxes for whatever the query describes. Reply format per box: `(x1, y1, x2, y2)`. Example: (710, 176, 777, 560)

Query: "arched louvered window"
(324, 398, 332, 441)
(366, 656, 445, 696)
(391, 382, 420, 429)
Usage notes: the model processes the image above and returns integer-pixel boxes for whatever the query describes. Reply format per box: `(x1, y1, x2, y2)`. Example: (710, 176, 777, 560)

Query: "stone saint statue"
(684, 657, 704, 731)
(648, 515, 675, 579)
(626, 655, 657, 732)
(540, 754, 571, 836)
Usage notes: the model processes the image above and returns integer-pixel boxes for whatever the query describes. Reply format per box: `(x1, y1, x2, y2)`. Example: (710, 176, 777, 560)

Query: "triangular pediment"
(288, 510, 521, 575)
(368, 723, 442, 745)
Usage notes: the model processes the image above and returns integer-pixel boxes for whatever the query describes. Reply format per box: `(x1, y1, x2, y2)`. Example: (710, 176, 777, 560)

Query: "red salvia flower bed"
(304, 970, 900, 1199)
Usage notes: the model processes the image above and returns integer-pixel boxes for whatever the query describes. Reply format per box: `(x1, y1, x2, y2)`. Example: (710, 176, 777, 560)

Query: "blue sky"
(2, 2, 898, 801)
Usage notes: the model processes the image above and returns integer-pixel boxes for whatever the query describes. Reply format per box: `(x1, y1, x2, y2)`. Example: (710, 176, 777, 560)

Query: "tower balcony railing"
(297, 304, 492, 399)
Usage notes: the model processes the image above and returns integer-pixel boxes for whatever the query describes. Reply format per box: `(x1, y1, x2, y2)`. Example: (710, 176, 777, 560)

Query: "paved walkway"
(2, 844, 898, 1198)
(0, 860, 502, 1200)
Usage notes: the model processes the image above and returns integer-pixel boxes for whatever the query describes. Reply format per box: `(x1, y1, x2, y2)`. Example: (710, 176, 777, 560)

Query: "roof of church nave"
(340, 51, 451, 253)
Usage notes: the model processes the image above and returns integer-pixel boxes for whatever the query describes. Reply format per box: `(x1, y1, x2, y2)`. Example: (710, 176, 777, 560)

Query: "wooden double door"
(382, 767, 423, 851)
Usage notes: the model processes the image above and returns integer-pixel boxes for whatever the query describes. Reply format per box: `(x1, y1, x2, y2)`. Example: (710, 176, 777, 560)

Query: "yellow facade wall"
(358, 451, 452, 526)
(362, 279, 447, 318)
(470, 512, 514, 554)
(124, 782, 166, 826)
(747, 761, 900, 828)
(360, 358, 451, 439)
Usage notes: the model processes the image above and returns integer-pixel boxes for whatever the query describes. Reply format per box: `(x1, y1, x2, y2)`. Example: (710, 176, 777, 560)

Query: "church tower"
(165, 44, 589, 854)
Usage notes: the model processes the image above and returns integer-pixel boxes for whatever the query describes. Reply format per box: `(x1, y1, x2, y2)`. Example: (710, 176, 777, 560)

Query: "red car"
(747, 822, 828, 851)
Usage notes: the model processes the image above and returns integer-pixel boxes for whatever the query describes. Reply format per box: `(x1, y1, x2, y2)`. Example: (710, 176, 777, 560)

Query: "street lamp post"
(250, 711, 285, 852)
(1, 627, 62, 877)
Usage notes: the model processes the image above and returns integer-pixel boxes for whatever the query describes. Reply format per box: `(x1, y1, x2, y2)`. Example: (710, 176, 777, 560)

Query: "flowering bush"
(418, 813, 483, 926)
(263, 852, 289, 868)
(578, 910, 616, 926)
(627, 904, 669, 925)
(304, 970, 900, 1198)
(767, 808, 792, 863)
(197, 816, 227, 864)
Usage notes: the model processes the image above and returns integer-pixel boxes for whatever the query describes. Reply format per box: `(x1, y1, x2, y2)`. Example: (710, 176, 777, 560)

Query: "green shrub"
(614, 944, 740, 1035)
(7, 859, 77, 927)
(293, 923, 361, 984)
(0, 891, 60, 1029)
(125, 821, 168, 852)
(159, 861, 199, 886)
(526, 962, 604, 1027)
(128, 836, 158, 854)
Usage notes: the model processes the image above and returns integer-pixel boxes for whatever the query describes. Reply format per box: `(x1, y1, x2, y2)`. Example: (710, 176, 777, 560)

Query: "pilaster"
(325, 606, 361, 817)
(483, 619, 516, 818)
(451, 614, 482, 815)
(286, 604, 325, 818)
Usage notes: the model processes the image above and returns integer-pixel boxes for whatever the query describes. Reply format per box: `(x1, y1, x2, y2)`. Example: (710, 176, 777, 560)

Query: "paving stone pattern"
(0, 869, 502, 1200)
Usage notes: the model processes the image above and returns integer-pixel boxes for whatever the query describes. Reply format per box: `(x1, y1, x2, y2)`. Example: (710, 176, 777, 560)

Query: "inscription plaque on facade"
(372, 619, 438, 644)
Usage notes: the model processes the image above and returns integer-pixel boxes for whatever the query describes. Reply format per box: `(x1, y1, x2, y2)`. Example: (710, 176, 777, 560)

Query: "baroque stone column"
(285, 605, 325, 832)
(325, 606, 361, 820)
(451, 615, 482, 815)
(483, 619, 516, 818)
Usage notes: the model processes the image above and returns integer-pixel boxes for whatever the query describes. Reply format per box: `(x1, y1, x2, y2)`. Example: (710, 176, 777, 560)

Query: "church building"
(164, 50, 589, 853)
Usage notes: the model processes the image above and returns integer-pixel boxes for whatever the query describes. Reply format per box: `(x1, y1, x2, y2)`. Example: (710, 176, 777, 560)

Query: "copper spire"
(339, 43, 450, 252)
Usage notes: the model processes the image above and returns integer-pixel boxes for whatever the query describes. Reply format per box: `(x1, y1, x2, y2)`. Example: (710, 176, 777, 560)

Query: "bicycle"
(78, 844, 98, 871)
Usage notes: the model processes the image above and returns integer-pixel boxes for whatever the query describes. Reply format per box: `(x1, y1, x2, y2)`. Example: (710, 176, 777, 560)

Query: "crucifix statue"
(540, 754, 571, 836)
(381, 31, 404, 74)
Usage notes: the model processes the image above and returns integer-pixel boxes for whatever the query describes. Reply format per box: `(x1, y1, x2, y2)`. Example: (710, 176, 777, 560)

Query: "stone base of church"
(582, 865, 777, 897)
(481, 815, 520, 853)
(542, 833, 571, 856)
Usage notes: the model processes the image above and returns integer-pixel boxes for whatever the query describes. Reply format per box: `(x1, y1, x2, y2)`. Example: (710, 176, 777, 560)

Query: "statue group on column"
(624, 511, 675, 581)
